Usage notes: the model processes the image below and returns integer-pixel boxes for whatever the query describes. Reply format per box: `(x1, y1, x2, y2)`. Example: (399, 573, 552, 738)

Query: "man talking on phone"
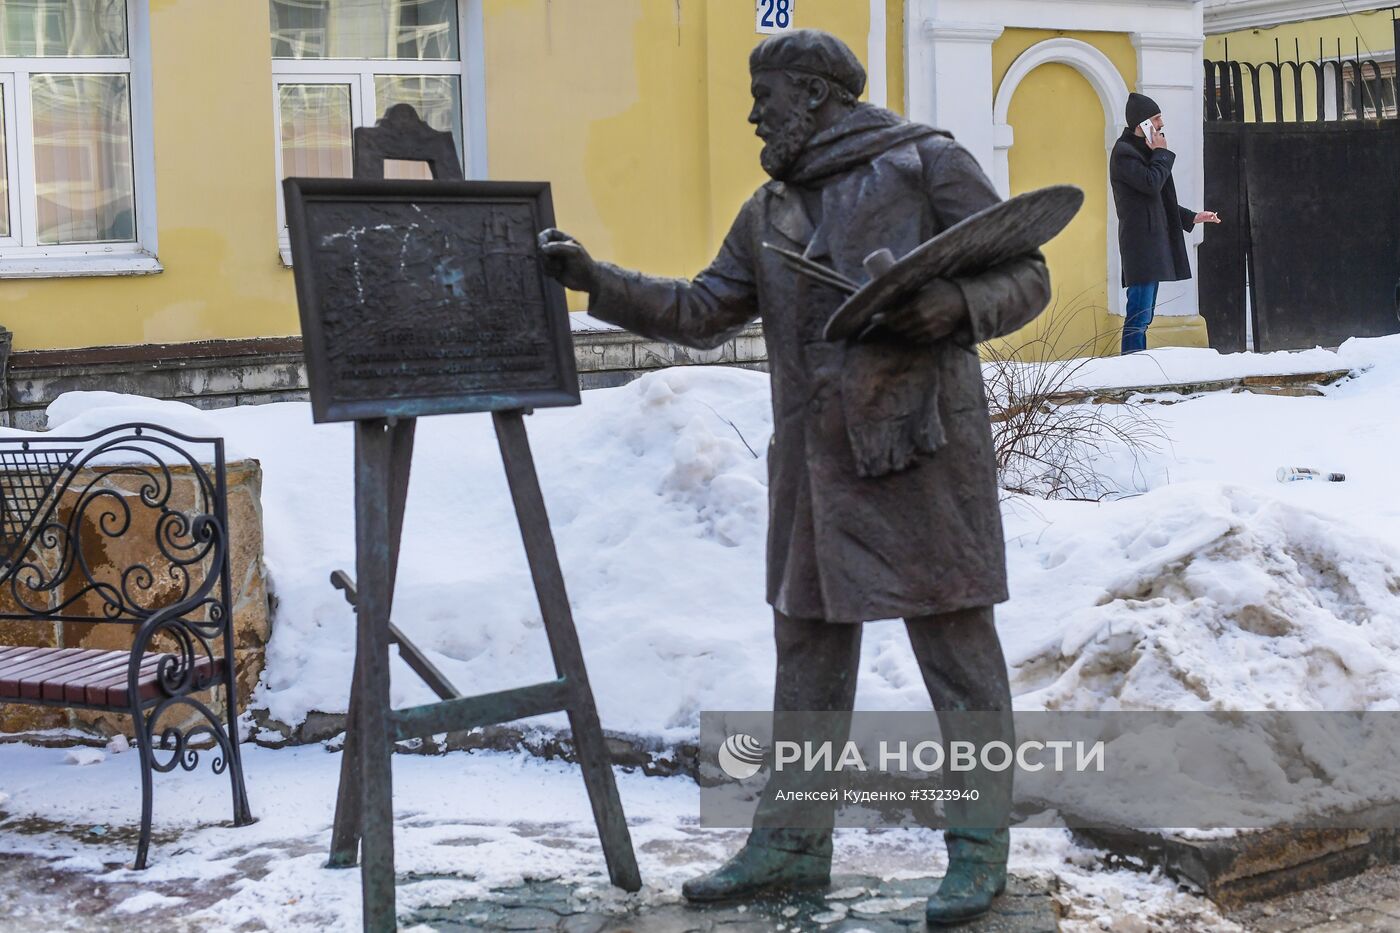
(1111, 92, 1221, 354)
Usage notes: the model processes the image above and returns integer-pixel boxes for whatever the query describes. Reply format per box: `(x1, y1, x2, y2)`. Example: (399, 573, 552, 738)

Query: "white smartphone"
(1139, 119, 1157, 144)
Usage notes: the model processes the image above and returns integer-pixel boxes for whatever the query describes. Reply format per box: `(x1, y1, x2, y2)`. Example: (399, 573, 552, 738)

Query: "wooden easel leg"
(492, 410, 642, 892)
(351, 419, 414, 932)
(327, 676, 363, 867)
(330, 420, 416, 870)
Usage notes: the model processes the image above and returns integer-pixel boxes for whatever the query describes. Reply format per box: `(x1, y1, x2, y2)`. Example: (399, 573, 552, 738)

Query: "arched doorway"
(993, 39, 1129, 350)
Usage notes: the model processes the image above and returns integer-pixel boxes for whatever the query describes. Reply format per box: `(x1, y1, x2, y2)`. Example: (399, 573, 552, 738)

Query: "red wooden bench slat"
(58, 654, 135, 703)
(0, 647, 225, 708)
(0, 645, 50, 667)
(17, 649, 114, 700)
(0, 647, 104, 682)
(99, 654, 169, 707)
(0, 649, 106, 698)
(121, 656, 223, 707)
(0, 647, 52, 689)
(85, 654, 165, 707)
(49, 654, 133, 702)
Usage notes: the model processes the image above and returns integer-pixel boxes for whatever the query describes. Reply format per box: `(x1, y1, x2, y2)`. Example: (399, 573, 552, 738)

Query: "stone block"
(0, 705, 67, 732)
(673, 343, 731, 365)
(634, 342, 676, 369)
(574, 339, 636, 373)
(13, 368, 186, 407)
(0, 459, 269, 737)
(233, 389, 309, 407)
(1074, 824, 1385, 907)
(189, 395, 241, 411)
(5, 409, 46, 431)
(182, 361, 306, 397)
(733, 334, 768, 362)
(0, 619, 57, 648)
(578, 371, 639, 391)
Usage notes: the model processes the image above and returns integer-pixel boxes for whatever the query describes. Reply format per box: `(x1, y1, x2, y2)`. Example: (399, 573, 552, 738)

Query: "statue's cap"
(749, 29, 867, 98)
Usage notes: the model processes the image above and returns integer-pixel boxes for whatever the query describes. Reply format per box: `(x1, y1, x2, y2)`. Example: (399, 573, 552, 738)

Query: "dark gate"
(1201, 33, 1400, 352)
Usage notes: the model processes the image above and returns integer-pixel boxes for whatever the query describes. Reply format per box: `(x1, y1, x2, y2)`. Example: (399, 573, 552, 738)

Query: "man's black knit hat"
(1126, 92, 1162, 127)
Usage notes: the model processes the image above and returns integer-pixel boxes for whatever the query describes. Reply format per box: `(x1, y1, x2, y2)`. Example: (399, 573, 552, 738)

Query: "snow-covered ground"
(5, 336, 1400, 929)
(33, 336, 1400, 739)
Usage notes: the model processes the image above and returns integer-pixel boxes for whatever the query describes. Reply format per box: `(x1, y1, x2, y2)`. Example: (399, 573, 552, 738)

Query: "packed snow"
(19, 337, 1400, 740)
(1001, 336, 1391, 392)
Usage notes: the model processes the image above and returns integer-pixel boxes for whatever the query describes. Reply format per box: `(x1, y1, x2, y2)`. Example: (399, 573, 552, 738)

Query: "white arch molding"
(992, 38, 1130, 315)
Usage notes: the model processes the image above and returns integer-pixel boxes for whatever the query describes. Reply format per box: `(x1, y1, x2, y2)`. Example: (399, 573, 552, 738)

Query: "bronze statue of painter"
(540, 29, 1051, 926)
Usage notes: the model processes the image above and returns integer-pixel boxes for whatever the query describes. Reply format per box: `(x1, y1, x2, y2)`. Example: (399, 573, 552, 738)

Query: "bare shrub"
(983, 300, 1168, 500)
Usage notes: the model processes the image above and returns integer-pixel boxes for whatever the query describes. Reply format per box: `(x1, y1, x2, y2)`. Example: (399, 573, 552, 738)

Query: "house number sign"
(756, 0, 795, 34)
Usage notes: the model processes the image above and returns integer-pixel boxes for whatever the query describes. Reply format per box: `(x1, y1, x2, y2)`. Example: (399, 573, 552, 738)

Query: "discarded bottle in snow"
(1276, 467, 1346, 483)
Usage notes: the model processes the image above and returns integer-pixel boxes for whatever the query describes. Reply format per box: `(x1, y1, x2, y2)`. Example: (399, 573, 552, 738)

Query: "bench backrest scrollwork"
(0, 423, 231, 635)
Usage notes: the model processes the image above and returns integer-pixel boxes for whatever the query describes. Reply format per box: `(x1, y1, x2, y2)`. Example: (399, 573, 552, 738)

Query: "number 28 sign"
(756, 0, 794, 34)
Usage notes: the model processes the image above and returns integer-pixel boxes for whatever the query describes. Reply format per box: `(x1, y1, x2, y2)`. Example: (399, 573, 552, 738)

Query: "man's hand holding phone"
(1141, 119, 1169, 151)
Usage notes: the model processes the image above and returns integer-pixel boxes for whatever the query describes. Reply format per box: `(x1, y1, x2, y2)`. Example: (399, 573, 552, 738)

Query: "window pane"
(0, 93, 8, 238)
(278, 83, 353, 181)
(0, 0, 127, 57)
(271, 0, 458, 61)
(31, 73, 135, 244)
(374, 74, 461, 179)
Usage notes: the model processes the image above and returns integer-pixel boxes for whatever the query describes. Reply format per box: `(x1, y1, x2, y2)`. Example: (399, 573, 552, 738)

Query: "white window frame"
(0, 75, 22, 247)
(271, 0, 487, 266)
(0, 0, 160, 278)
(1343, 58, 1397, 119)
(1319, 50, 1398, 121)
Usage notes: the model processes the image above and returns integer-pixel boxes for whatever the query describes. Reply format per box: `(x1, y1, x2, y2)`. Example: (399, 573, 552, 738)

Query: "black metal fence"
(1206, 42, 1396, 124)
(1198, 21, 1400, 352)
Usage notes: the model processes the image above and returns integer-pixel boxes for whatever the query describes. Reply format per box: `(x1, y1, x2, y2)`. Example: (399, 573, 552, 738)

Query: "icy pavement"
(406, 874, 1058, 931)
(0, 742, 1229, 931)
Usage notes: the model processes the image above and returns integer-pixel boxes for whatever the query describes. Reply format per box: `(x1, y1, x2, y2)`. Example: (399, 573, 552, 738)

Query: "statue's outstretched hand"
(538, 228, 599, 294)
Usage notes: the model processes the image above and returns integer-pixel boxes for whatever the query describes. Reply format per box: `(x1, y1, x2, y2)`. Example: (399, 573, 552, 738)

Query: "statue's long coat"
(590, 106, 1052, 623)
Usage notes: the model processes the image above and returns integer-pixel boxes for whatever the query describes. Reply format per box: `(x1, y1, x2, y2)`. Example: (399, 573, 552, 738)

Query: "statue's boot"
(682, 831, 831, 902)
(925, 830, 1008, 926)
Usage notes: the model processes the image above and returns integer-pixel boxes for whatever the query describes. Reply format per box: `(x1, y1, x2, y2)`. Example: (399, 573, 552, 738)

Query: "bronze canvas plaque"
(283, 179, 579, 423)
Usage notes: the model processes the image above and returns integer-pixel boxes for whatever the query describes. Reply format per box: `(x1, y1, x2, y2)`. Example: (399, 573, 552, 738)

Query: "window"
(271, 0, 478, 263)
(1344, 60, 1397, 119)
(0, 0, 158, 277)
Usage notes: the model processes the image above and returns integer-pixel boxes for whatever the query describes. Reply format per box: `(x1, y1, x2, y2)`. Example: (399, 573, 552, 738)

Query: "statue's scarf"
(787, 105, 955, 479)
(787, 104, 947, 186)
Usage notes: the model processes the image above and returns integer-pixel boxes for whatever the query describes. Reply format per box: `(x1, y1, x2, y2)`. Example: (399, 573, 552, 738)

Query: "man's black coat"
(1109, 128, 1198, 287)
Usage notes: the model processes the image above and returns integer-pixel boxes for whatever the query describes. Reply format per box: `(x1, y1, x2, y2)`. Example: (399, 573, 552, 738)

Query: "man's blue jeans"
(1122, 283, 1159, 355)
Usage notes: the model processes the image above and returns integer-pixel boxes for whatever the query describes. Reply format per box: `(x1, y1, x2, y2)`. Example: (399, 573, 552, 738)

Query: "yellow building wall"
(988, 30, 1138, 360)
(3, 0, 292, 352)
(2, 0, 883, 351)
(885, 0, 905, 116)
(2, 1, 1166, 362)
(1205, 10, 1396, 122)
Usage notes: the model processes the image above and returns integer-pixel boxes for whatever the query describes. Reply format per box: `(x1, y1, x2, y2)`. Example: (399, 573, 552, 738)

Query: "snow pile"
(23, 334, 1400, 742)
(1007, 484, 1400, 711)
(35, 367, 779, 743)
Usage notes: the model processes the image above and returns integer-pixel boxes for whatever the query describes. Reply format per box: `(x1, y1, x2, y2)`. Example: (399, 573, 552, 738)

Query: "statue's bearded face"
(749, 71, 818, 181)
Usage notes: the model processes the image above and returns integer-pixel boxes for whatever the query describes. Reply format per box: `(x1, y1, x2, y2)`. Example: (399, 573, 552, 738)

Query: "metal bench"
(0, 423, 253, 867)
